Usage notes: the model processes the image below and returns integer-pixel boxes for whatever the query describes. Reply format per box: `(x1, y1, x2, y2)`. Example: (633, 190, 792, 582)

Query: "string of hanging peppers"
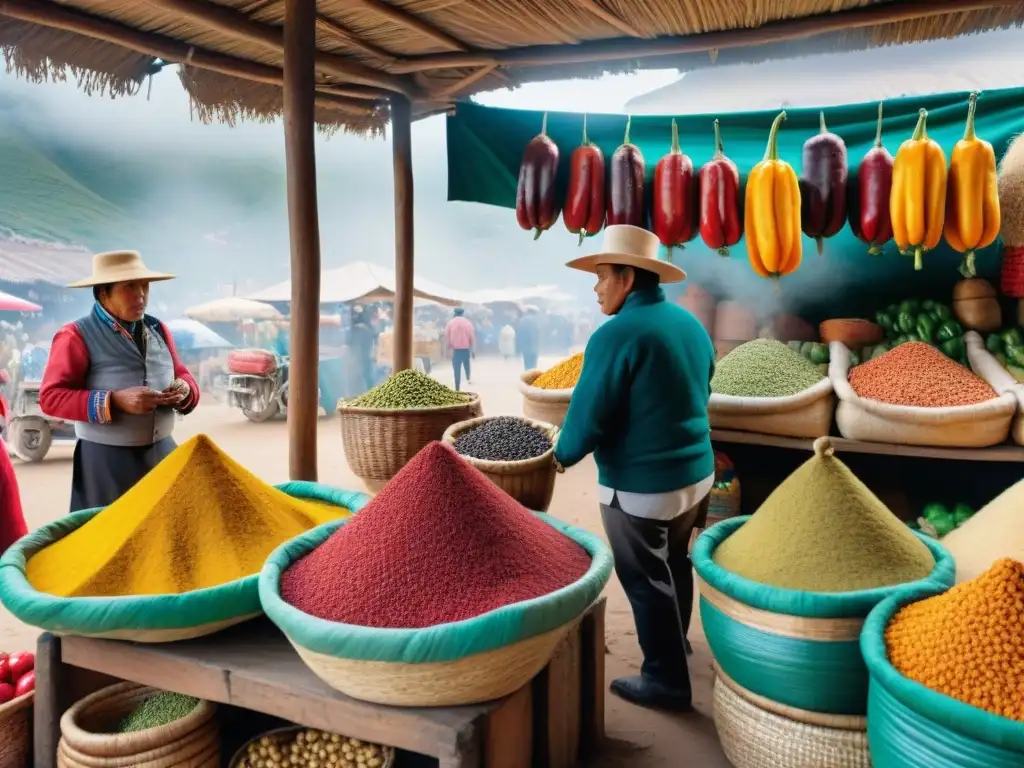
(513, 93, 1001, 280)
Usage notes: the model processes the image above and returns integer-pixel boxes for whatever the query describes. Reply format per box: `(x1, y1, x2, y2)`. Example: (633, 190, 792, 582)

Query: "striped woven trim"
(87, 390, 112, 425)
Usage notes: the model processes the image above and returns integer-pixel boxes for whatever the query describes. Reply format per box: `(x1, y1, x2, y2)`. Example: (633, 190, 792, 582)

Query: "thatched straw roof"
(2, 0, 1022, 134)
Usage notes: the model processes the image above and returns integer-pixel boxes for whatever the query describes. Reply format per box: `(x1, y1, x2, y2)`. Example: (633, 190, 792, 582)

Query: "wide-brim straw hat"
(68, 251, 175, 288)
(566, 225, 686, 284)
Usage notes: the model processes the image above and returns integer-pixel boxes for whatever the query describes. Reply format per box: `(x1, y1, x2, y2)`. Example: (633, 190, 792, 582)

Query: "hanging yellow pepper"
(745, 111, 802, 279)
(945, 92, 1000, 278)
(890, 108, 947, 271)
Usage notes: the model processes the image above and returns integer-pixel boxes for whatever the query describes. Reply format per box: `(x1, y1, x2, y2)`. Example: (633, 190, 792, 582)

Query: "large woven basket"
(0, 691, 33, 768)
(338, 393, 483, 491)
(713, 674, 870, 768)
(441, 415, 559, 511)
(518, 371, 572, 427)
(228, 726, 394, 768)
(59, 682, 219, 767)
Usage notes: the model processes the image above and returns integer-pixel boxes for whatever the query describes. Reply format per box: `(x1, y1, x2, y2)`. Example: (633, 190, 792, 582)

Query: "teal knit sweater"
(554, 287, 715, 493)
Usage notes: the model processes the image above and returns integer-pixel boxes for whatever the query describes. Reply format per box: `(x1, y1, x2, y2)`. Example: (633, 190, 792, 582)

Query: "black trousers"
(600, 492, 709, 692)
(70, 437, 176, 512)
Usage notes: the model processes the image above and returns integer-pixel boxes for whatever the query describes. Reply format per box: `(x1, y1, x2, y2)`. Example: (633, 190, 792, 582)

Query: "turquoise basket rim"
(692, 516, 956, 618)
(258, 512, 614, 664)
(0, 482, 368, 633)
(861, 583, 1024, 754)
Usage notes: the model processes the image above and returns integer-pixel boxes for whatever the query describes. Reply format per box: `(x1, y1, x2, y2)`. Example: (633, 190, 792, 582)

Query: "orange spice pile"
(849, 342, 995, 407)
(885, 558, 1024, 722)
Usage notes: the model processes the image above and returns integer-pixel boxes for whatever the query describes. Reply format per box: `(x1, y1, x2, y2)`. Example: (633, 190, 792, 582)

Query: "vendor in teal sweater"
(555, 224, 715, 713)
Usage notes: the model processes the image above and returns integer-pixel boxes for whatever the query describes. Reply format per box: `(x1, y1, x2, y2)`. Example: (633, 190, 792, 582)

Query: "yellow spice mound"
(26, 435, 346, 597)
(886, 558, 1024, 722)
(713, 437, 934, 592)
(533, 353, 583, 389)
(942, 480, 1024, 584)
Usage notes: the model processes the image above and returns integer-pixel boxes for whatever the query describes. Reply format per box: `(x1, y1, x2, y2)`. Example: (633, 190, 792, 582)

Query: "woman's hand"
(111, 387, 178, 415)
(163, 379, 191, 408)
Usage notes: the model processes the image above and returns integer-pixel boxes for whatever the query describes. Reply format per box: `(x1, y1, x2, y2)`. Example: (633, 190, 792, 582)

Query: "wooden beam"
(347, 0, 468, 51)
(142, 0, 412, 94)
(429, 64, 496, 98)
(283, 0, 321, 482)
(388, 0, 1019, 72)
(316, 82, 391, 100)
(569, 0, 645, 38)
(316, 13, 396, 63)
(391, 94, 415, 374)
(0, 0, 376, 114)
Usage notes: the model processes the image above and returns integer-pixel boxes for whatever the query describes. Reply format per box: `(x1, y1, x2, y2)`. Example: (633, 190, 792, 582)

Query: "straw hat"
(566, 225, 686, 283)
(68, 251, 175, 288)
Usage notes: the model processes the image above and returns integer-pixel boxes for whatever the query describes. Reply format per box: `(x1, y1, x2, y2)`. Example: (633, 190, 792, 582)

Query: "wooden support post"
(391, 94, 415, 373)
(283, 0, 321, 481)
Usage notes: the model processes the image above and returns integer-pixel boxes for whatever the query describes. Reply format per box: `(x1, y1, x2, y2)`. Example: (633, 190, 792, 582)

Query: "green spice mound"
(116, 692, 200, 733)
(713, 437, 934, 592)
(712, 339, 825, 398)
(346, 369, 471, 409)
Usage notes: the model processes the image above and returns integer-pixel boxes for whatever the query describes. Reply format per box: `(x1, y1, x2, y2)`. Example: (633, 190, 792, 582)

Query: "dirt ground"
(6, 355, 731, 767)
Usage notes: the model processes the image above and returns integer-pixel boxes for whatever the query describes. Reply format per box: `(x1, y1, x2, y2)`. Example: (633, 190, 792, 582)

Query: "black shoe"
(610, 675, 692, 712)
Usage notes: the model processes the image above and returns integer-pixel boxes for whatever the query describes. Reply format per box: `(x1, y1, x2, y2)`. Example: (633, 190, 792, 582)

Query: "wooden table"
(34, 598, 606, 768)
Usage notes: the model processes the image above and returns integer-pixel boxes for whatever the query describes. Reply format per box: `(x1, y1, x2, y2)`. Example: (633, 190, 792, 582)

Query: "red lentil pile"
(849, 342, 996, 408)
(281, 442, 592, 629)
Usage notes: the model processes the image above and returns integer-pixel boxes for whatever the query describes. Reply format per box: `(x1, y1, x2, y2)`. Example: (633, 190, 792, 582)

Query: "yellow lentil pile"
(885, 558, 1024, 722)
(26, 435, 347, 597)
(942, 480, 1024, 584)
(713, 437, 934, 592)
(532, 353, 584, 389)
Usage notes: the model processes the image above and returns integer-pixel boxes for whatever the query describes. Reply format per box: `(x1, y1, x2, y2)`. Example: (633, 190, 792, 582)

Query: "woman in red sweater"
(0, 444, 27, 554)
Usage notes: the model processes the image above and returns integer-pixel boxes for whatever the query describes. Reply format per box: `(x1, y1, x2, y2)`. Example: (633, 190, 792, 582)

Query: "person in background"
(0, 444, 27, 555)
(444, 307, 475, 391)
(348, 305, 375, 391)
(499, 322, 516, 360)
(39, 251, 200, 512)
(553, 225, 714, 713)
(517, 306, 541, 371)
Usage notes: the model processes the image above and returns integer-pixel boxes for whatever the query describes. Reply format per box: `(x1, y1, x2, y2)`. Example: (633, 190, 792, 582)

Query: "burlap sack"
(829, 342, 1016, 448)
(709, 377, 835, 438)
(964, 331, 1024, 445)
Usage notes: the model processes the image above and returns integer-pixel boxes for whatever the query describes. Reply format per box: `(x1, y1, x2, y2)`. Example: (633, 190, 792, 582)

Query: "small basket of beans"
(230, 726, 395, 768)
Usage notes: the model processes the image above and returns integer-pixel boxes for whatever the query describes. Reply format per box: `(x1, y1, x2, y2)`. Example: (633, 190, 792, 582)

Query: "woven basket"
(290, 616, 578, 707)
(518, 371, 572, 427)
(0, 691, 33, 768)
(441, 416, 558, 511)
(338, 393, 483, 490)
(61, 682, 218, 763)
(713, 676, 870, 768)
(708, 377, 835, 439)
(830, 342, 1016, 448)
(228, 726, 395, 768)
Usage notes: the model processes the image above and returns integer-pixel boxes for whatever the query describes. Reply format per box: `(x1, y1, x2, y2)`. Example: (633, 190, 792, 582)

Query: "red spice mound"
(280, 442, 592, 629)
(849, 342, 996, 408)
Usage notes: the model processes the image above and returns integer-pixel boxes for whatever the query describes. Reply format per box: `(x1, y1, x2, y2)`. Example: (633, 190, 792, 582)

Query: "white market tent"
(247, 261, 464, 307)
(458, 285, 570, 305)
(185, 297, 282, 323)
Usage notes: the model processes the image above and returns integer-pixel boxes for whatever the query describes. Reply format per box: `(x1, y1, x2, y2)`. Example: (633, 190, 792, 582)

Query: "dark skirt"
(70, 437, 177, 513)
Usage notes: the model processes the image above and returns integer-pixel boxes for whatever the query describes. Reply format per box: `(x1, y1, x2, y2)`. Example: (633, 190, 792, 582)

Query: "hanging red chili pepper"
(563, 114, 606, 246)
(653, 119, 697, 260)
(515, 112, 560, 240)
(800, 111, 848, 255)
(607, 115, 645, 228)
(698, 120, 742, 256)
(851, 102, 894, 255)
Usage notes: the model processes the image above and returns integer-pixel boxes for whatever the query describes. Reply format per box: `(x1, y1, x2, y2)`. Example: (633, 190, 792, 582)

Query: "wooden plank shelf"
(712, 429, 1024, 463)
(34, 598, 606, 768)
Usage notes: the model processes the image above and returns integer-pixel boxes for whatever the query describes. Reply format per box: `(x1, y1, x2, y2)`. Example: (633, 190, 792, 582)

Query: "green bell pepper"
(875, 311, 895, 333)
(1002, 328, 1024, 349)
(922, 502, 956, 538)
(1006, 344, 1024, 369)
(932, 303, 952, 321)
(916, 314, 937, 343)
(921, 299, 935, 312)
(952, 503, 975, 528)
(871, 343, 890, 359)
(903, 332, 921, 343)
(897, 311, 917, 334)
(939, 337, 966, 360)
(808, 343, 830, 365)
(935, 319, 963, 343)
(987, 333, 1005, 355)
(899, 299, 920, 315)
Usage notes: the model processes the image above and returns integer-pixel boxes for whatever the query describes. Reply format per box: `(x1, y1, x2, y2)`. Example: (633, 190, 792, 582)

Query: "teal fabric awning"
(445, 89, 1024, 322)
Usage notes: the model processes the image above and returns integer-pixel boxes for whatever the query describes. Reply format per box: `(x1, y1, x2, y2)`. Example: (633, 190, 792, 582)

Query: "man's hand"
(111, 387, 178, 415)
(163, 379, 191, 406)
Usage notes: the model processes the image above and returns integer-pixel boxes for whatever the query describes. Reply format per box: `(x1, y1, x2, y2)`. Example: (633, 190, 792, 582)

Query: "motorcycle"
(226, 351, 330, 423)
